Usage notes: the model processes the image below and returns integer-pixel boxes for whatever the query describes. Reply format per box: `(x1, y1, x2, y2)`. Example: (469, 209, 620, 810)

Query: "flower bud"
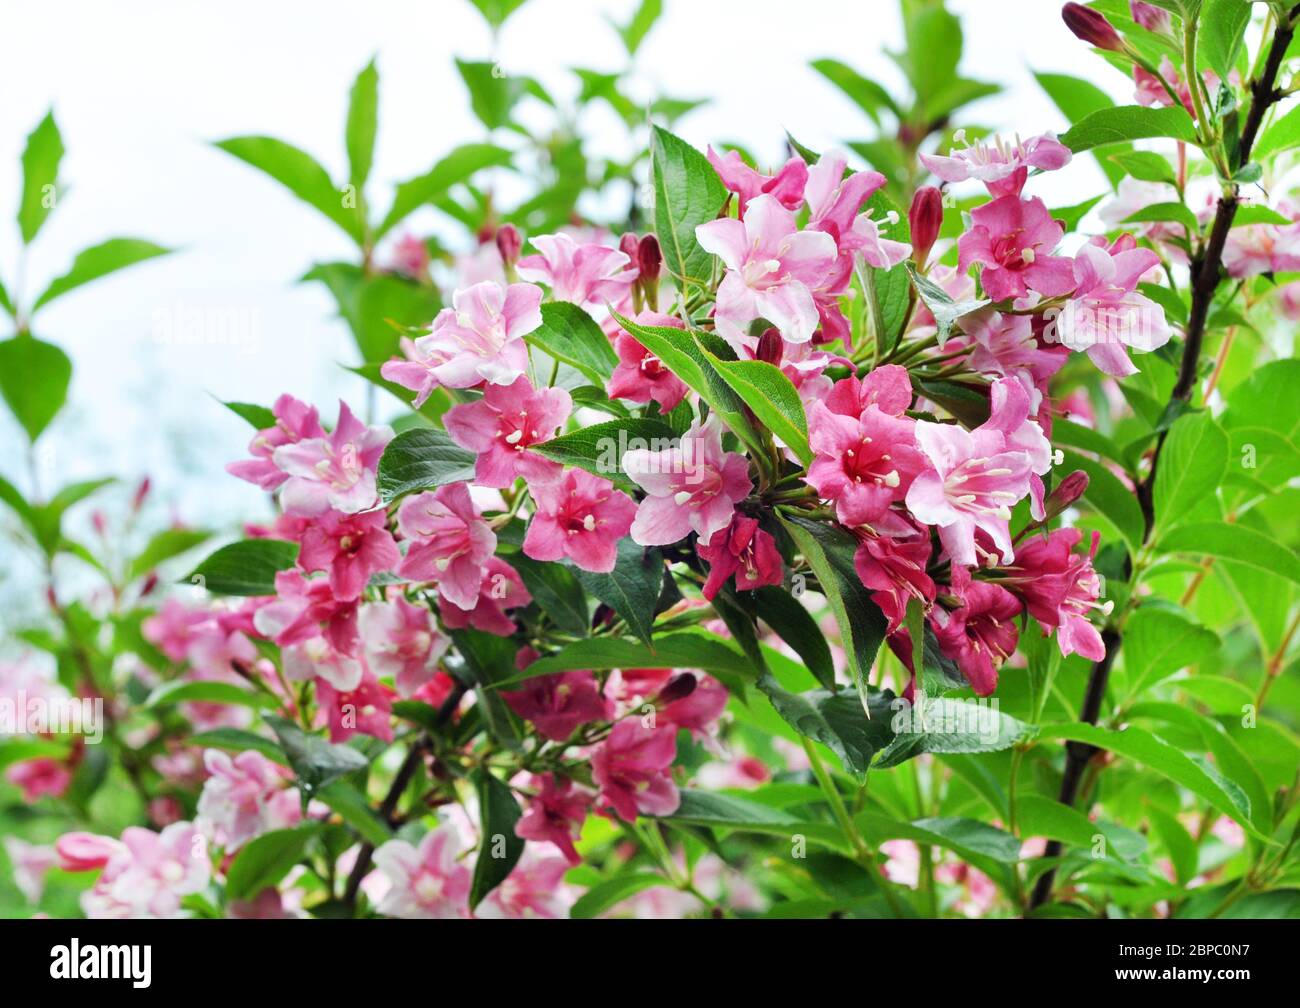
(908, 186, 944, 267)
(637, 234, 662, 279)
(755, 327, 783, 365)
(1045, 469, 1089, 519)
(619, 231, 641, 264)
(495, 224, 522, 269)
(1061, 3, 1124, 52)
(1129, 1, 1170, 34)
(131, 476, 151, 514)
(656, 672, 697, 706)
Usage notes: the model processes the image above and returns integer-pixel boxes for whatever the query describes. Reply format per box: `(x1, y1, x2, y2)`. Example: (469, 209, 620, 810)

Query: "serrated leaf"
(186, 538, 299, 596)
(1060, 105, 1197, 152)
(651, 125, 727, 291)
(376, 428, 477, 503)
(525, 301, 618, 386)
(570, 539, 666, 647)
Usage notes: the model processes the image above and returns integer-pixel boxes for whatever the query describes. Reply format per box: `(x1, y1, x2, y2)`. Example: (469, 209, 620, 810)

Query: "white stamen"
(673, 491, 693, 506)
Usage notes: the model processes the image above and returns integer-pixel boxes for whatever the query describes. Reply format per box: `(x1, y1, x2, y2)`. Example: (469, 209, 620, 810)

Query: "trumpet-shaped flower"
(272, 401, 392, 517)
(444, 375, 571, 488)
(395, 483, 497, 611)
(360, 597, 450, 698)
(523, 469, 637, 573)
(372, 827, 471, 919)
(957, 195, 1075, 302)
(516, 233, 637, 308)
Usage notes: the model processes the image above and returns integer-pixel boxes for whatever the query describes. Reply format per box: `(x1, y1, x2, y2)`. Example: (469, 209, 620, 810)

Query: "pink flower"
(906, 378, 1041, 565)
(438, 557, 532, 636)
(272, 401, 392, 517)
(695, 194, 838, 350)
(443, 375, 571, 488)
(1051, 240, 1171, 376)
(503, 670, 611, 741)
(932, 566, 1022, 695)
(281, 635, 362, 691)
(196, 749, 300, 850)
(385, 232, 430, 278)
(253, 569, 359, 657)
(380, 281, 541, 399)
(606, 312, 691, 412)
(1223, 213, 1300, 278)
(360, 597, 450, 697)
(296, 509, 400, 600)
(853, 518, 936, 633)
(957, 195, 1076, 301)
(316, 670, 394, 743)
(372, 827, 471, 919)
(395, 483, 497, 610)
(921, 131, 1070, 198)
(1007, 527, 1108, 662)
(957, 308, 1068, 389)
(807, 392, 924, 527)
(63, 822, 210, 920)
(516, 233, 637, 308)
(803, 150, 908, 270)
(226, 394, 325, 491)
(657, 672, 728, 737)
(515, 773, 591, 865)
(625, 415, 752, 547)
(1131, 0, 1171, 32)
(523, 469, 637, 573)
(6, 758, 72, 802)
(824, 363, 914, 417)
(708, 146, 808, 214)
(697, 514, 783, 599)
(476, 848, 575, 919)
(591, 720, 680, 822)
(4, 838, 55, 904)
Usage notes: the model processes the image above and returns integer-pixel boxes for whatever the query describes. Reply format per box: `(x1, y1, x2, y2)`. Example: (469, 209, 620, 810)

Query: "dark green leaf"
(376, 428, 477, 503)
(526, 301, 618, 387)
(469, 767, 525, 908)
(265, 715, 370, 797)
(186, 538, 299, 596)
(651, 125, 728, 291)
(569, 539, 666, 646)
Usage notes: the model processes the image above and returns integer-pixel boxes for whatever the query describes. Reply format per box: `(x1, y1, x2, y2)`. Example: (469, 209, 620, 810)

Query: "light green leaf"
(127, 528, 212, 582)
(1059, 449, 1145, 558)
(318, 780, 392, 846)
(225, 824, 323, 901)
(376, 143, 512, 238)
(1156, 522, 1300, 585)
(1060, 104, 1196, 152)
(345, 58, 379, 190)
(526, 301, 618, 387)
(33, 237, 173, 313)
(186, 538, 299, 596)
(18, 110, 63, 244)
(570, 872, 664, 919)
(0, 334, 71, 441)
(701, 353, 812, 466)
(874, 696, 1032, 768)
(1122, 605, 1219, 696)
(144, 679, 263, 710)
(1016, 795, 1146, 862)
(511, 630, 750, 685)
(1152, 411, 1227, 532)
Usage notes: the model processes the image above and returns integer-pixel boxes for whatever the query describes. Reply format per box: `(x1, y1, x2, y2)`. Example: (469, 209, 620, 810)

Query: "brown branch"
(1027, 11, 1298, 912)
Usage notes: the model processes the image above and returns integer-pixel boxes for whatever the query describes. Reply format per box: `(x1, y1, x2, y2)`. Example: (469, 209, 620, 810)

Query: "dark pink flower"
(807, 402, 924, 527)
(503, 670, 611, 741)
(591, 720, 680, 821)
(697, 515, 783, 599)
(443, 375, 572, 488)
(853, 518, 936, 633)
(932, 566, 1022, 696)
(438, 557, 532, 636)
(316, 670, 395, 743)
(253, 570, 359, 657)
(957, 195, 1075, 302)
(707, 146, 808, 214)
(657, 672, 728, 738)
(606, 312, 690, 412)
(1005, 527, 1107, 662)
(523, 469, 637, 573)
(225, 394, 325, 491)
(515, 773, 592, 866)
(297, 509, 401, 601)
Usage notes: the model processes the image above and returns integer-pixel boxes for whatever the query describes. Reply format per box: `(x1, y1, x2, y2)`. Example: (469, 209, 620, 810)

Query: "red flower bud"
(131, 476, 151, 513)
(637, 234, 662, 279)
(908, 186, 944, 267)
(656, 672, 697, 706)
(755, 327, 783, 365)
(619, 232, 641, 263)
(495, 224, 522, 268)
(1045, 469, 1089, 519)
(1061, 3, 1123, 52)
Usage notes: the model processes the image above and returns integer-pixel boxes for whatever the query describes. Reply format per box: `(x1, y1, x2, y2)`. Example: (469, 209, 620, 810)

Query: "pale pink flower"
(516, 233, 637, 308)
(515, 773, 591, 865)
(196, 749, 300, 851)
(1051, 240, 1171, 376)
(957, 195, 1076, 302)
(226, 394, 325, 491)
(360, 597, 450, 697)
(606, 312, 691, 412)
(4, 838, 55, 904)
(273, 401, 392, 517)
(523, 469, 637, 573)
(438, 557, 532, 636)
(281, 635, 362, 691)
(696, 754, 771, 790)
(503, 670, 611, 741)
(695, 194, 838, 350)
(707, 146, 808, 214)
(803, 150, 903, 267)
(921, 130, 1070, 198)
(906, 377, 1040, 565)
(1224, 215, 1300, 278)
(958, 308, 1069, 389)
(316, 670, 394, 743)
(253, 569, 359, 657)
(381, 281, 541, 401)
(443, 375, 571, 488)
(591, 720, 680, 821)
(62, 822, 210, 920)
(476, 849, 575, 919)
(395, 483, 497, 610)
(385, 232, 430, 279)
(625, 415, 752, 546)
(372, 827, 471, 919)
(296, 509, 400, 601)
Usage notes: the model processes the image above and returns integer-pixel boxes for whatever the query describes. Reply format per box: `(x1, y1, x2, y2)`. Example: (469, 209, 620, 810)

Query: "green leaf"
(225, 824, 323, 901)
(905, 263, 989, 343)
(1152, 411, 1227, 532)
(754, 586, 835, 690)
(464, 0, 528, 28)
(613, 0, 662, 55)
(304, 262, 441, 362)
(569, 539, 666, 647)
(376, 143, 512, 238)
(1156, 522, 1300, 585)
(187, 728, 284, 763)
(0, 334, 71, 441)
(1254, 103, 1300, 159)
(1232, 205, 1293, 227)
(18, 110, 63, 244)
(376, 428, 477, 503)
(511, 630, 750, 685)
(529, 417, 676, 493)
(468, 767, 525, 908)
(858, 813, 1022, 865)
(509, 553, 589, 635)
(456, 59, 526, 131)
(1122, 202, 1198, 235)
(780, 515, 888, 703)
(32, 238, 172, 312)
(1059, 449, 1145, 558)
(756, 674, 897, 777)
(222, 400, 276, 430)
(143, 679, 262, 710)
(874, 696, 1032, 768)
(810, 58, 900, 125)
(570, 872, 664, 919)
(127, 528, 211, 582)
(1108, 150, 1177, 186)
(318, 780, 392, 846)
(450, 628, 522, 750)
(265, 715, 370, 798)
(664, 790, 846, 851)
(701, 354, 813, 466)
(1016, 796, 1146, 862)
(1061, 105, 1196, 152)
(1122, 605, 1219, 696)
(1034, 71, 1129, 185)
(1146, 803, 1198, 885)
(1198, 0, 1250, 83)
(526, 301, 618, 387)
(345, 59, 379, 190)
(650, 125, 728, 291)
(186, 538, 299, 596)
(1036, 723, 1261, 837)
(215, 135, 361, 243)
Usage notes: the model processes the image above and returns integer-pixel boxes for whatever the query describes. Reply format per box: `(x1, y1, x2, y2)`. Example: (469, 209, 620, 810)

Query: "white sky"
(0, 0, 1128, 612)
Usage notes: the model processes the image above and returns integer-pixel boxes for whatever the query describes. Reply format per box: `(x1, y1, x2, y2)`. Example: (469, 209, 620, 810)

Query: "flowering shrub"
(3, 0, 1300, 920)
